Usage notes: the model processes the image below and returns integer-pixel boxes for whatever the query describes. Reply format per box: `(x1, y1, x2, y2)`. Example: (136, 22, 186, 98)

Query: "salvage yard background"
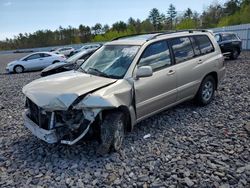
(0, 52, 250, 187)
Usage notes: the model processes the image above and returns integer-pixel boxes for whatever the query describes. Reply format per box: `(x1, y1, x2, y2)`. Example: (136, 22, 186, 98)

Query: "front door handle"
(167, 70, 176, 75)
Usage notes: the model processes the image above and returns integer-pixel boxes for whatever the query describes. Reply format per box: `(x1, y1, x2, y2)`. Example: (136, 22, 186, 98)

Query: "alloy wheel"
(202, 81, 213, 102)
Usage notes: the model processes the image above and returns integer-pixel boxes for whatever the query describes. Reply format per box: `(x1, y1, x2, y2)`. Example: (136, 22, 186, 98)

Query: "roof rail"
(111, 29, 210, 41)
(111, 31, 161, 41)
(148, 29, 210, 40)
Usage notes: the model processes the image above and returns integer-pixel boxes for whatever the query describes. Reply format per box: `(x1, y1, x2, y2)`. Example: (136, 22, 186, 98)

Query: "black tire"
(230, 48, 239, 60)
(14, 65, 24, 73)
(52, 60, 60, 64)
(196, 75, 215, 106)
(96, 112, 125, 155)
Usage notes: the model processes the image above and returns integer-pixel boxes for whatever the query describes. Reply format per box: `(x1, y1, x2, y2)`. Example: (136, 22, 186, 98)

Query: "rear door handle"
(198, 59, 203, 64)
(167, 70, 176, 75)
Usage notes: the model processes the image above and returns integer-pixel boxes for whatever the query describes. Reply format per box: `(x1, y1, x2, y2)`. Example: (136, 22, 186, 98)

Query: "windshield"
(215, 34, 221, 42)
(79, 45, 140, 79)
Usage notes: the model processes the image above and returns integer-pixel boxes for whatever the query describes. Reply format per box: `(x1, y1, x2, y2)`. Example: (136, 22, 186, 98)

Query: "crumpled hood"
(23, 71, 117, 110)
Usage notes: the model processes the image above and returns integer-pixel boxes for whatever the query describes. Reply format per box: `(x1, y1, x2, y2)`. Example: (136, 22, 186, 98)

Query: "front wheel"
(230, 49, 239, 60)
(196, 75, 215, 106)
(97, 112, 125, 155)
(14, 65, 24, 73)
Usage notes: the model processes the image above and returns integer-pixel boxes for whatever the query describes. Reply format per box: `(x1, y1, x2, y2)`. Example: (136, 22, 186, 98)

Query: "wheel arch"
(203, 71, 218, 90)
(52, 60, 60, 64)
(13, 64, 24, 72)
(101, 105, 133, 132)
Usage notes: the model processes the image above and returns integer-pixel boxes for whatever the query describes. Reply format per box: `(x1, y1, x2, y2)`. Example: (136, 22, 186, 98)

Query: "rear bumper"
(22, 110, 58, 144)
(218, 66, 226, 84)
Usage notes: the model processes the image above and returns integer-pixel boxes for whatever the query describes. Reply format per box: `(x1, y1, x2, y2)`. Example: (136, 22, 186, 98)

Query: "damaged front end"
(23, 97, 99, 145)
(22, 76, 135, 146)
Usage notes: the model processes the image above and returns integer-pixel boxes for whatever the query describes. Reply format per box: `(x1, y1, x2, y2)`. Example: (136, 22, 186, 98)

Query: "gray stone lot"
(0, 52, 249, 187)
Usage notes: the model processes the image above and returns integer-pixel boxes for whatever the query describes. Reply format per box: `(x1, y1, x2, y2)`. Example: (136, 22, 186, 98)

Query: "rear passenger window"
(138, 41, 171, 71)
(194, 35, 214, 54)
(190, 37, 201, 56)
(41, 53, 51, 57)
(170, 37, 194, 63)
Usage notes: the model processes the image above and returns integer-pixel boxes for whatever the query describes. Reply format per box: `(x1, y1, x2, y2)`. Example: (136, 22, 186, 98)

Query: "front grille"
(26, 98, 51, 130)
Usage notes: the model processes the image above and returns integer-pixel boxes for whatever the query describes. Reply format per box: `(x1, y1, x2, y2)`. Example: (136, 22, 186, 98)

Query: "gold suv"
(22, 30, 225, 154)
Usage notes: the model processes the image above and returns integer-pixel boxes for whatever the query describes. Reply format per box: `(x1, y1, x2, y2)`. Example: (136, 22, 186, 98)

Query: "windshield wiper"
(78, 66, 87, 73)
(87, 68, 112, 78)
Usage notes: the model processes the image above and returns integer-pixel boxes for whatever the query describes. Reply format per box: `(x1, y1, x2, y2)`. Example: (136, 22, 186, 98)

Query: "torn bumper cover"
(23, 110, 58, 143)
(23, 107, 93, 145)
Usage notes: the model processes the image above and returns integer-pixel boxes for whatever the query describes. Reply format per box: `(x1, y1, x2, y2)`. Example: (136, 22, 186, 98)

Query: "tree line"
(0, 0, 249, 50)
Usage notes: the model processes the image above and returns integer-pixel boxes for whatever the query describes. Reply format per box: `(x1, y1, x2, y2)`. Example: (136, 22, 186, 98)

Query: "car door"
(23, 54, 42, 70)
(40, 53, 53, 68)
(169, 36, 215, 101)
(134, 40, 177, 120)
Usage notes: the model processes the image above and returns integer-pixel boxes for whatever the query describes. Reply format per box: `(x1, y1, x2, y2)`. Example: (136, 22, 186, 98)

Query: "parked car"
(214, 32, 242, 59)
(53, 47, 75, 57)
(6, 52, 66, 73)
(80, 44, 102, 51)
(41, 48, 97, 77)
(73, 44, 102, 54)
(22, 30, 225, 154)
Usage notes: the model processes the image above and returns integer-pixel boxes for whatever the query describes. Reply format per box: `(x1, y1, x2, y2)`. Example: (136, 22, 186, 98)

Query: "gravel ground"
(0, 52, 249, 188)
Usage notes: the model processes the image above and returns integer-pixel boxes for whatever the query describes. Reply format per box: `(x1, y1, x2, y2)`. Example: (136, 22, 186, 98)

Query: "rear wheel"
(230, 48, 239, 60)
(196, 75, 215, 106)
(14, 65, 24, 73)
(96, 112, 125, 155)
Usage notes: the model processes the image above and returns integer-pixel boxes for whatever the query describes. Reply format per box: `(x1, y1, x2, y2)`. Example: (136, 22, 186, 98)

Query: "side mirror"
(135, 66, 153, 79)
(76, 59, 85, 66)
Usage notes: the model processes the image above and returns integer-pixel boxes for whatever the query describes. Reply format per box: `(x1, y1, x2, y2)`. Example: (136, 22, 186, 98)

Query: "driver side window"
(138, 41, 171, 71)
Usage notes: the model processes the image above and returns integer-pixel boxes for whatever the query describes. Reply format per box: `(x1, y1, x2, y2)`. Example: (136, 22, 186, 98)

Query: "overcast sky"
(0, 0, 226, 40)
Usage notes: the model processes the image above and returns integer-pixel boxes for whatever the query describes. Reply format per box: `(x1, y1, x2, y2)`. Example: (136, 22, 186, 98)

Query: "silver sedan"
(6, 52, 66, 73)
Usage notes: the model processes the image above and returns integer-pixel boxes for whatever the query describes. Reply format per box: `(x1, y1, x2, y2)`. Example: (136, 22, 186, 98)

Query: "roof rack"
(148, 29, 209, 40)
(111, 31, 161, 41)
(111, 29, 210, 42)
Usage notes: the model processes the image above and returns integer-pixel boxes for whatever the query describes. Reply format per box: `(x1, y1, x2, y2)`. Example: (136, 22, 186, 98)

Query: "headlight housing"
(7, 63, 14, 66)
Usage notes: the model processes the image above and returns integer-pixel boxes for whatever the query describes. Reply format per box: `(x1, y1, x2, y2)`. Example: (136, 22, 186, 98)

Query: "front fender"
(73, 79, 137, 128)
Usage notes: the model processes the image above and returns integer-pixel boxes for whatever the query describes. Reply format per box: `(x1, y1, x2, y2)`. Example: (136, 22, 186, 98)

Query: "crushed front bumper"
(22, 110, 58, 143)
(23, 109, 91, 145)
